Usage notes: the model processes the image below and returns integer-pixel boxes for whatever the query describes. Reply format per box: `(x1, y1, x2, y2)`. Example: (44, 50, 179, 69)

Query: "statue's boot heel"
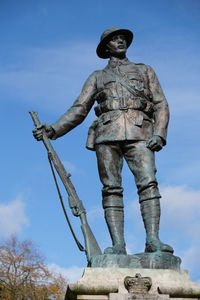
(145, 238, 174, 253)
(104, 244, 127, 255)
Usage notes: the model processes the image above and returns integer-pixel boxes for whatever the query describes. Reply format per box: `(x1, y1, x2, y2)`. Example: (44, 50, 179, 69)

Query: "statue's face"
(106, 34, 127, 58)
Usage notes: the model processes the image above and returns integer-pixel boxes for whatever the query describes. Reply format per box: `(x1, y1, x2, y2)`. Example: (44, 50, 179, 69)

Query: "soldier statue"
(33, 27, 173, 256)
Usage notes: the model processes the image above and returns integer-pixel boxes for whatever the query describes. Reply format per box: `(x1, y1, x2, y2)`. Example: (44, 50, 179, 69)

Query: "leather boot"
(140, 198, 174, 253)
(104, 207, 127, 255)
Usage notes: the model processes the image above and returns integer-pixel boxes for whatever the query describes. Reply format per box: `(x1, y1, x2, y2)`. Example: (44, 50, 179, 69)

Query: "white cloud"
(63, 160, 77, 174)
(181, 246, 200, 271)
(62, 160, 87, 178)
(123, 185, 200, 246)
(87, 205, 103, 222)
(125, 185, 200, 282)
(160, 185, 200, 238)
(48, 263, 84, 283)
(160, 185, 200, 246)
(0, 195, 29, 238)
(160, 185, 200, 281)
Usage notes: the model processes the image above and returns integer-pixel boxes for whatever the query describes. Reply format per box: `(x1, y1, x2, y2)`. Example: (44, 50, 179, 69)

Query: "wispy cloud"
(63, 160, 77, 174)
(62, 160, 87, 176)
(160, 185, 200, 280)
(1, 40, 199, 117)
(48, 263, 84, 283)
(159, 185, 200, 255)
(0, 195, 29, 238)
(87, 205, 103, 222)
(160, 185, 200, 238)
(181, 246, 200, 274)
(0, 42, 105, 114)
(125, 185, 200, 281)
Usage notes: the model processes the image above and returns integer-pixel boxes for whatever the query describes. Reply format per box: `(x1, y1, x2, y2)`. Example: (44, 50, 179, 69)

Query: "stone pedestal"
(109, 294, 169, 299)
(65, 268, 200, 300)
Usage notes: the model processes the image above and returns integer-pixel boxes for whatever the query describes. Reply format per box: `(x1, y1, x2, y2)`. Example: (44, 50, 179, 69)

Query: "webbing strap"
(106, 68, 148, 100)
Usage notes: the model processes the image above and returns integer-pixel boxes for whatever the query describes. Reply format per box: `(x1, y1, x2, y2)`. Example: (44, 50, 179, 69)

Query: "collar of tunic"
(108, 57, 130, 68)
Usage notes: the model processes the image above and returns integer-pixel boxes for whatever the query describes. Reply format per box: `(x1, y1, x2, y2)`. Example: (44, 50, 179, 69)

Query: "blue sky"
(0, 0, 200, 284)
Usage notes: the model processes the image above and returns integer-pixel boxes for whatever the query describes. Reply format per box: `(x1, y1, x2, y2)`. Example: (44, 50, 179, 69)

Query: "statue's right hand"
(32, 123, 54, 141)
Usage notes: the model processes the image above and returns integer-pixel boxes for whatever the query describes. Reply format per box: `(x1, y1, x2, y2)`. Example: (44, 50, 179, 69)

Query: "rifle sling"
(48, 153, 86, 253)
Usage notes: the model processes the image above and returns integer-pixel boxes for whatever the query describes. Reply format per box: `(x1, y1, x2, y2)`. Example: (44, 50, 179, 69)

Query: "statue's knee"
(102, 186, 123, 196)
(138, 185, 161, 203)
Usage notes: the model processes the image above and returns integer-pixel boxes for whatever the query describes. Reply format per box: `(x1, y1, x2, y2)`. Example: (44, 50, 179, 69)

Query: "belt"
(94, 97, 154, 117)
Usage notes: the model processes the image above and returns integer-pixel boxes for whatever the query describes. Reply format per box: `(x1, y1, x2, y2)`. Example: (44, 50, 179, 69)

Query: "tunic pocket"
(127, 73, 142, 81)
(127, 110, 144, 127)
(127, 73, 144, 91)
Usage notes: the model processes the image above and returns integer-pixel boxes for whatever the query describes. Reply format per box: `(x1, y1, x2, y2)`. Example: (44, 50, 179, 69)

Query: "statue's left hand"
(146, 135, 163, 152)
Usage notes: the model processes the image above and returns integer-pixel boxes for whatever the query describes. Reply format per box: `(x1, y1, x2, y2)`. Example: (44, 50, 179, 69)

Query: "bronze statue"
(33, 27, 173, 256)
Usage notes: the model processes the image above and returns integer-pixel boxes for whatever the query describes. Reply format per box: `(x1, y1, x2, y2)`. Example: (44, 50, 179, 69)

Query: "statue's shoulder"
(135, 62, 148, 69)
(90, 68, 108, 81)
(90, 69, 104, 78)
(126, 60, 148, 71)
(136, 62, 155, 70)
(85, 70, 103, 84)
(135, 62, 146, 65)
(133, 62, 155, 75)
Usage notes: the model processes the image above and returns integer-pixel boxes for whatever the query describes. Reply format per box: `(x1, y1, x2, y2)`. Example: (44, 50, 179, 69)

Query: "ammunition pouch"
(86, 119, 98, 151)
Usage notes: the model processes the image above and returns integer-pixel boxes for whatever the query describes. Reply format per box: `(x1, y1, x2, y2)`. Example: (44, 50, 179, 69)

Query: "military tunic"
(51, 57, 169, 204)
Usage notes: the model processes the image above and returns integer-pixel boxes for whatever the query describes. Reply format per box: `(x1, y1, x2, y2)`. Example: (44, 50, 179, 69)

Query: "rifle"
(29, 111, 102, 264)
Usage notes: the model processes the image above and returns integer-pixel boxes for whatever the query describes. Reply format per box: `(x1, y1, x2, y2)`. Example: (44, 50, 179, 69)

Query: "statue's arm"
(147, 65, 169, 147)
(50, 72, 98, 139)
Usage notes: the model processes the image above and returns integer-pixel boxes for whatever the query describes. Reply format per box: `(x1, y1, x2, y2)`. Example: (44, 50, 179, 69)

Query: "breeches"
(95, 141, 161, 208)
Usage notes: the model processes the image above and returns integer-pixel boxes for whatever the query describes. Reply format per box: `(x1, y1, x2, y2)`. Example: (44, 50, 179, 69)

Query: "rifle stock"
(29, 111, 102, 263)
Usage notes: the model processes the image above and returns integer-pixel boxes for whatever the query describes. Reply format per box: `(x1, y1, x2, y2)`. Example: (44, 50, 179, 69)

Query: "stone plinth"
(65, 268, 200, 300)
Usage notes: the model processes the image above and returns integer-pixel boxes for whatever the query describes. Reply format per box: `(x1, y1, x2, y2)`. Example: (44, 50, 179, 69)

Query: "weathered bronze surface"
(90, 252, 181, 269)
(33, 27, 177, 265)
